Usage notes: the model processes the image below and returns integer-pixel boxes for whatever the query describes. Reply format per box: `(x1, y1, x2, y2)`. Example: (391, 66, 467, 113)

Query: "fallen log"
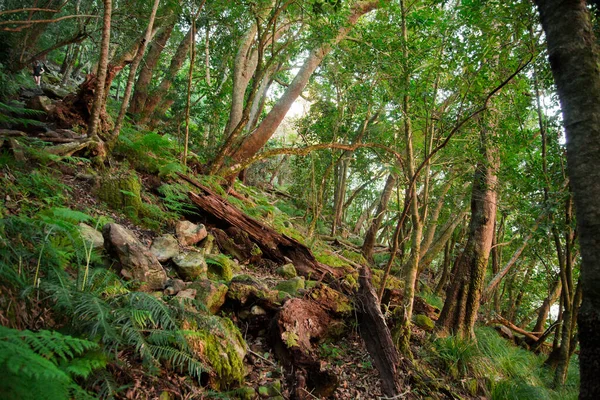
(356, 265, 402, 397)
(490, 315, 541, 342)
(178, 173, 345, 285)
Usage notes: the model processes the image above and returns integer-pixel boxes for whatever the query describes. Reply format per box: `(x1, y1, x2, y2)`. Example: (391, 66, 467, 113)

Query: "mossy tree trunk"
(436, 116, 499, 340)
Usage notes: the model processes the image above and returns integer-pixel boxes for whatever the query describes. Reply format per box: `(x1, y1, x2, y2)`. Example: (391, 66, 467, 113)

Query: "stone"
(227, 275, 280, 306)
(250, 305, 267, 316)
(97, 172, 143, 218)
(172, 252, 208, 281)
(27, 95, 54, 113)
(274, 277, 305, 296)
(200, 233, 216, 255)
(206, 254, 236, 282)
(78, 223, 104, 249)
(0, 129, 26, 137)
(413, 314, 435, 332)
(163, 278, 186, 296)
(188, 280, 228, 314)
(102, 223, 167, 291)
(42, 85, 69, 99)
(150, 234, 180, 262)
(176, 220, 207, 246)
(184, 316, 247, 389)
(175, 288, 197, 300)
(275, 263, 297, 279)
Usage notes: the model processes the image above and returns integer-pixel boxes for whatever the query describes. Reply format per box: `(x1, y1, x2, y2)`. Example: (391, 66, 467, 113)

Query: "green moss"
(206, 254, 236, 282)
(187, 316, 247, 389)
(274, 277, 305, 296)
(413, 314, 435, 331)
(97, 170, 143, 217)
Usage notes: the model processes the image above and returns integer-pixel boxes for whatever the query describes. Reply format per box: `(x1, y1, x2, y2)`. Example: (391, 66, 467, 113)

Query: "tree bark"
(87, 0, 112, 142)
(436, 117, 499, 340)
(534, 1, 600, 396)
(222, 1, 380, 173)
(362, 173, 397, 261)
(110, 0, 161, 144)
(129, 21, 176, 115)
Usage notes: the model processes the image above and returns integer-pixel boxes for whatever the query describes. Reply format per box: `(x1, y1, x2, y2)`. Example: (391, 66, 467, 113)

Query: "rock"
(175, 288, 197, 300)
(27, 95, 54, 113)
(276, 263, 297, 279)
(250, 305, 267, 316)
(494, 324, 514, 341)
(206, 254, 236, 282)
(188, 280, 228, 314)
(97, 172, 143, 218)
(176, 220, 207, 246)
(172, 252, 208, 281)
(42, 85, 69, 99)
(274, 277, 305, 296)
(102, 223, 167, 291)
(163, 278, 186, 296)
(184, 316, 247, 389)
(150, 234, 180, 262)
(309, 284, 353, 315)
(200, 233, 216, 255)
(227, 275, 280, 308)
(413, 314, 435, 332)
(78, 223, 104, 249)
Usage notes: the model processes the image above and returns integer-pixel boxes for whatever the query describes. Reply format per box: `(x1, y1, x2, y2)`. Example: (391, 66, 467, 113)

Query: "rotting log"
(356, 265, 402, 397)
(178, 173, 345, 285)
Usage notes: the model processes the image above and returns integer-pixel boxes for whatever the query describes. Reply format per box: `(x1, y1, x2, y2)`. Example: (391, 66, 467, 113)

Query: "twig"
(248, 349, 277, 366)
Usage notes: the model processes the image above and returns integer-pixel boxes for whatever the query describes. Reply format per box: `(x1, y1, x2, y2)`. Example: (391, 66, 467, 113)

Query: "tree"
(534, 2, 600, 396)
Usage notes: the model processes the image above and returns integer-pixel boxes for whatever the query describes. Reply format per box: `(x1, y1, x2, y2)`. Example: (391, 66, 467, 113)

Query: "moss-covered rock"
(206, 254, 236, 282)
(274, 276, 305, 296)
(172, 252, 208, 281)
(184, 316, 247, 389)
(228, 274, 280, 305)
(150, 234, 179, 262)
(413, 314, 435, 331)
(188, 280, 228, 314)
(309, 285, 353, 315)
(232, 386, 256, 400)
(275, 263, 297, 279)
(97, 171, 143, 217)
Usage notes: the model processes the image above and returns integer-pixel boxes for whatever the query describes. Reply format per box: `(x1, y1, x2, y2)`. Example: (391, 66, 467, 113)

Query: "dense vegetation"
(1, 0, 599, 399)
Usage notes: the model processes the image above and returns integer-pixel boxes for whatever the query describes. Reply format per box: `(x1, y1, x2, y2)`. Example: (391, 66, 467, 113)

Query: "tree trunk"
(222, 1, 380, 173)
(139, 19, 200, 124)
(87, 0, 112, 142)
(129, 21, 176, 115)
(436, 117, 499, 340)
(362, 174, 397, 261)
(533, 279, 562, 334)
(110, 0, 161, 144)
(534, 1, 600, 396)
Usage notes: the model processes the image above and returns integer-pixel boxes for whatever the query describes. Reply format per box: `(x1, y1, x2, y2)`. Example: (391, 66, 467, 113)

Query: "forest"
(0, 0, 599, 399)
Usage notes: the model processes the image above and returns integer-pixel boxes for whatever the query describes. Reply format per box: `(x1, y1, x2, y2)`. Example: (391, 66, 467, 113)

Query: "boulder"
(78, 223, 104, 249)
(150, 234, 180, 262)
(42, 85, 69, 99)
(276, 263, 297, 279)
(227, 274, 280, 309)
(97, 172, 143, 218)
(163, 278, 186, 296)
(175, 288, 197, 300)
(274, 277, 305, 296)
(172, 252, 208, 281)
(102, 223, 167, 291)
(184, 316, 247, 389)
(188, 280, 228, 314)
(26, 95, 54, 113)
(206, 254, 236, 282)
(176, 220, 207, 246)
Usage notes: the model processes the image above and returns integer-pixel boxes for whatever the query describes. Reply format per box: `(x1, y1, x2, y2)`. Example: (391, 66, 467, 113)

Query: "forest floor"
(0, 76, 580, 400)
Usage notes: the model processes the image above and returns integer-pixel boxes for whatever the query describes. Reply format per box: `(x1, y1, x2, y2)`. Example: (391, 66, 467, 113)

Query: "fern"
(0, 101, 46, 128)
(0, 326, 106, 400)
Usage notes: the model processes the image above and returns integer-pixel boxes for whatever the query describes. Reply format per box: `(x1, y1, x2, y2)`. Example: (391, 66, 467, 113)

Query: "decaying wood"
(356, 265, 402, 397)
(178, 173, 345, 284)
